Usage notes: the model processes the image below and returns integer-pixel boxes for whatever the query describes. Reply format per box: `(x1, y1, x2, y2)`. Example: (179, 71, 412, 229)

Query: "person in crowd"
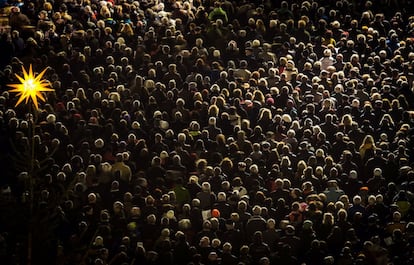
(0, 1, 413, 264)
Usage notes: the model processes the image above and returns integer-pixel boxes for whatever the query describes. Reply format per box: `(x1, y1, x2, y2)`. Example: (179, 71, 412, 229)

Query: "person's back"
(173, 178, 191, 207)
(234, 67, 251, 82)
(204, 123, 222, 141)
(222, 220, 243, 254)
(270, 186, 290, 206)
(9, 7, 30, 31)
(0, 33, 13, 69)
(173, 233, 192, 265)
(366, 169, 386, 194)
(196, 182, 214, 211)
(262, 219, 281, 252)
(279, 225, 301, 257)
(208, 2, 228, 24)
(364, 150, 387, 180)
(320, 115, 339, 143)
(213, 200, 231, 219)
(111, 154, 132, 183)
(324, 180, 345, 203)
(339, 152, 359, 175)
(296, 27, 311, 44)
(196, 189, 212, 207)
(343, 172, 363, 198)
(221, 251, 238, 265)
(249, 231, 270, 264)
(246, 206, 267, 240)
(348, 196, 365, 219)
(320, 55, 335, 71)
(277, 1, 293, 22)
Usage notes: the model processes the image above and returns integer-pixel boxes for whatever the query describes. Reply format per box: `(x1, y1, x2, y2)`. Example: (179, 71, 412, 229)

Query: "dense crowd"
(1, 0, 414, 264)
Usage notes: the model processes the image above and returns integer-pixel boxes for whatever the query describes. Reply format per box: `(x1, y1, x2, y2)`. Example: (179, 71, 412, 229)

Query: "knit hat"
(131, 121, 140, 129)
(166, 210, 175, 219)
(286, 225, 295, 235)
(211, 209, 220, 218)
(217, 192, 226, 202)
(303, 220, 313, 230)
(266, 97, 274, 105)
(349, 170, 358, 179)
(374, 168, 382, 176)
(94, 138, 104, 149)
(94, 236, 104, 246)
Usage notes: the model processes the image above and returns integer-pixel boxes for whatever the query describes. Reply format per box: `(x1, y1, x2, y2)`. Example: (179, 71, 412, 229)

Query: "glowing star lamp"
(7, 64, 54, 265)
(8, 64, 54, 110)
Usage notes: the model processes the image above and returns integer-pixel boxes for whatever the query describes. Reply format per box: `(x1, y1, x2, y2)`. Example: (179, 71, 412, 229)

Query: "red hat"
(211, 209, 220, 218)
(266, 97, 274, 105)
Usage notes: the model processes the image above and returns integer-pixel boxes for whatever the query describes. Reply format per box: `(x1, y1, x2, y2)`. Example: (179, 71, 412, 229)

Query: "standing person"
(249, 231, 270, 265)
(320, 49, 336, 71)
(9, 6, 31, 32)
(246, 205, 267, 241)
(208, 2, 228, 24)
(196, 182, 216, 220)
(359, 135, 376, 166)
(0, 33, 13, 69)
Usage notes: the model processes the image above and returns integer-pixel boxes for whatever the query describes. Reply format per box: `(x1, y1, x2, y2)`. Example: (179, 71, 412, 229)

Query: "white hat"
(350, 170, 358, 179)
(131, 121, 140, 129)
(374, 168, 382, 177)
(94, 138, 104, 149)
(153, 110, 162, 118)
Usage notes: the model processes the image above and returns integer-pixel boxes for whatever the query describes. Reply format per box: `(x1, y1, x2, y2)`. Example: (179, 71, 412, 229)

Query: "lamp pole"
(8, 65, 54, 265)
(27, 102, 36, 265)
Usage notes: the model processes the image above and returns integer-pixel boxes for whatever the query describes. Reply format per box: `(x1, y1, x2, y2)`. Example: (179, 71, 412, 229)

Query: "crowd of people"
(1, 0, 414, 264)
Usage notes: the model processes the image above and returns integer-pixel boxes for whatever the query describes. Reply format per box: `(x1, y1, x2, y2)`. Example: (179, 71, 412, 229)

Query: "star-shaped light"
(8, 65, 54, 110)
